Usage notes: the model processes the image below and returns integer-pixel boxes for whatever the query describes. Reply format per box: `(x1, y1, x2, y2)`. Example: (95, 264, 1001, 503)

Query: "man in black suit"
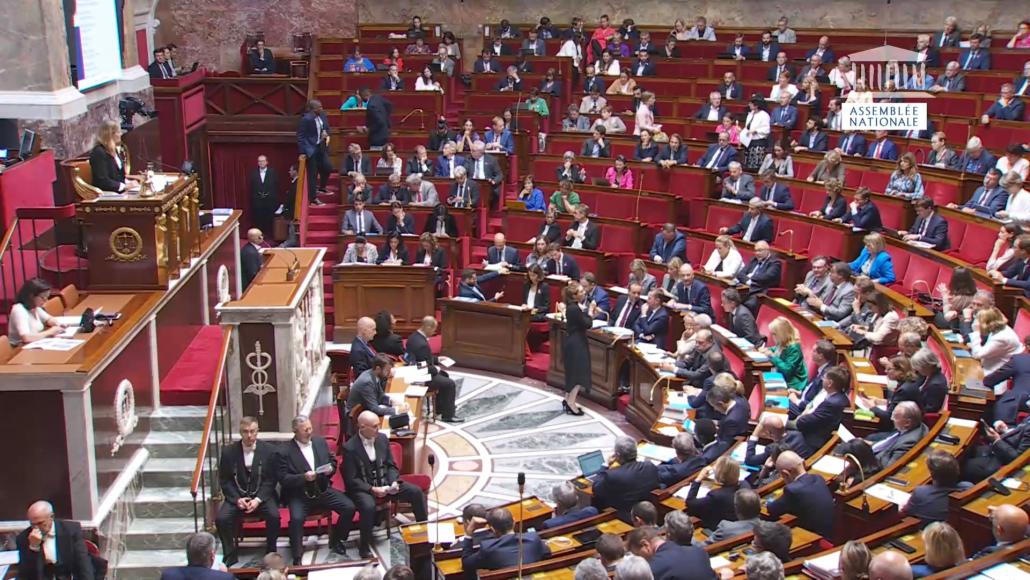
(671, 264, 714, 319)
(159, 532, 233, 580)
(592, 436, 660, 519)
(215, 416, 280, 566)
(869, 401, 928, 466)
(564, 204, 601, 250)
(721, 199, 775, 244)
(736, 241, 782, 304)
(347, 355, 403, 418)
(545, 242, 581, 279)
(754, 30, 780, 62)
(381, 64, 404, 91)
(464, 141, 504, 207)
(964, 412, 1030, 481)
(349, 316, 379, 376)
(900, 198, 950, 250)
(406, 316, 462, 422)
(766, 450, 835, 537)
(766, 51, 795, 82)
(718, 71, 744, 100)
(693, 91, 727, 122)
(280, 415, 357, 564)
(461, 508, 551, 578)
(345, 410, 429, 557)
(664, 329, 722, 388)
(788, 366, 850, 452)
(249, 40, 275, 73)
(658, 431, 707, 488)
(446, 166, 480, 209)
(984, 335, 1030, 423)
(747, 414, 813, 468)
(241, 228, 265, 290)
(148, 48, 173, 79)
(971, 504, 1030, 559)
(627, 526, 716, 580)
(297, 99, 331, 204)
(611, 283, 643, 329)
(17, 501, 95, 580)
(360, 89, 393, 149)
(249, 155, 280, 236)
(721, 288, 763, 346)
(631, 49, 657, 77)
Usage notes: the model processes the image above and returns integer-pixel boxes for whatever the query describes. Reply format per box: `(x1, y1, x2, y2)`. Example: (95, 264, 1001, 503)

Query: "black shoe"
(292, 557, 303, 566)
(562, 400, 573, 415)
(441, 415, 465, 423)
(330, 541, 348, 556)
(358, 547, 373, 559)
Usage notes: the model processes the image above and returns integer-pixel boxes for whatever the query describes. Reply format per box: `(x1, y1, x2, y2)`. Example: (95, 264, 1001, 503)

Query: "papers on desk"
(426, 523, 457, 545)
(452, 296, 478, 302)
(667, 391, 692, 411)
(838, 424, 856, 442)
(438, 356, 455, 368)
(404, 385, 429, 398)
(856, 373, 890, 385)
(730, 441, 761, 464)
(973, 563, 1030, 580)
(852, 360, 872, 368)
(483, 263, 505, 272)
(745, 350, 770, 362)
(209, 208, 233, 227)
(803, 550, 842, 580)
(941, 331, 964, 344)
(864, 483, 911, 506)
(546, 274, 570, 283)
(811, 454, 848, 475)
(907, 240, 934, 249)
(709, 555, 733, 570)
(53, 315, 83, 326)
(815, 320, 837, 328)
(392, 365, 431, 384)
(855, 396, 873, 410)
(638, 443, 677, 463)
(953, 349, 973, 358)
(1002, 477, 1026, 490)
(948, 417, 977, 429)
(710, 324, 734, 338)
(22, 338, 84, 351)
(590, 319, 607, 329)
(675, 482, 710, 499)
(656, 425, 679, 437)
(601, 326, 634, 339)
(609, 286, 628, 295)
(506, 304, 529, 311)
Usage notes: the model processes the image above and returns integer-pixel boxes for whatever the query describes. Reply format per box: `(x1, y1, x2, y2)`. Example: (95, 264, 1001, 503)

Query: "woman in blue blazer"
(849, 232, 895, 284)
(911, 522, 966, 578)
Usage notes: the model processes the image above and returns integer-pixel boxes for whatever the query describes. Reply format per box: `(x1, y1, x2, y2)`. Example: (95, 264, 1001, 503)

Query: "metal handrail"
(294, 154, 310, 246)
(0, 217, 19, 262)
(190, 326, 233, 530)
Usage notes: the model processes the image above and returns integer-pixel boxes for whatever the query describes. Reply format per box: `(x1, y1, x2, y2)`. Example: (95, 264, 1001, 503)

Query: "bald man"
(766, 450, 835, 537)
(350, 316, 378, 375)
(17, 501, 94, 580)
(241, 228, 265, 290)
(343, 410, 428, 557)
(868, 550, 913, 580)
(973, 504, 1030, 557)
(405, 316, 462, 422)
(486, 232, 521, 267)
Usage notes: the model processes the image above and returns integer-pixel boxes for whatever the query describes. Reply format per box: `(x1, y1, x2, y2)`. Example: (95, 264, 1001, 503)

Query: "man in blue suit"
(805, 36, 835, 64)
(900, 198, 950, 250)
(959, 34, 991, 70)
(434, 142, 465, 178)
(722, 198, 775, 244)
(837, 130, 867, 157)
(349, 316, 379, 375)
(633, 290, 669, 349)
(461, 508, 550, 578)
(541, 483, 599, 529)
(754, 31, 780, 62)
(631, 49, 657, 76)
(766, 450, 835, 537)
(658, 432, 707, 487)
(592, 437, 660, 519)
(758, 171, 795, 211)
(736, 241, 782, 302)
(650, 223, 686, 264)
(726, 34, 751, 60)
(788, 366, 850, 452)
(671, 264, 713, 319)
(866, 130, 899, 161)
(841, 188, 883, 231)
(955, 169, 1005, 220)
(486, 232, 521, 267)
(795, 118, 829, 152)
(693, 91, 728, 122)
(982, 83, 1025, 122)
(580, 272, 611, 320)
(993, 235, 1030, 297)
(984, 336, 1030, 424)
(484, 116, 515, 154)
(788, 340, 839, 419)
(696, 132, 737, 171)
(458, 269, 502, 302)
(628, 526, 716, 579)
(297, 99, 331, 205)
(544, 243, 581, 279)
(611, 283, 644, 329)
(771, 92, 798, 131)
(159, 532, 234, 580)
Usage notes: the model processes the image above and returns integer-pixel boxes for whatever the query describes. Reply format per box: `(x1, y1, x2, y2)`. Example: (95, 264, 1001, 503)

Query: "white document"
(405, 385, 429, 398)
(709, 556, 733, 570)
(837, 424, 856, 442)
(948, 417, 977, 429)
(864, 483, 911, 506)
(309, 565, 380, 579)
(22, 338, 85, 351)
(812, 455, 848, 475)
(855, 373, 890, 385)
(804, 550, 842, 576)
(852, 360, 872, 368)
(53, 315, 83, 326)
(438, 356, 455, 367)
(427, 523, 457, 544)
(56, 326, 81, 338)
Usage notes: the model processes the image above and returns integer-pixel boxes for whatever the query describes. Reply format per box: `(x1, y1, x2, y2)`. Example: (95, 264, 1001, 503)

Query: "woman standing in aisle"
(559, 282, 592, 415)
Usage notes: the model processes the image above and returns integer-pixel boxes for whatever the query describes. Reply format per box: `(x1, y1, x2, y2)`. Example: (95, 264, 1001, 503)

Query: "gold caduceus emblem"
(244, 341, 276, 415)
(107, 227, 145, 262)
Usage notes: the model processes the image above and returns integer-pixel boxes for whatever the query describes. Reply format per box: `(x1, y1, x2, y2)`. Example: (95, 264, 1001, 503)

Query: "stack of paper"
(602, 326, 634, 338)
(803, 550, 842, 580)
(864, 483, 911, 506)
(638, 443, 677, 463)
(856, 373, 890, 385)
(974, 563, 1030, 580)
(22, 338, 84, 351)
(811, 455, 847, 475)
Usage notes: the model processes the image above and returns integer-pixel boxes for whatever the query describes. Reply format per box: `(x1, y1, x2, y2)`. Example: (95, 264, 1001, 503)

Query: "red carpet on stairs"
(160, 325, 226, 406)
(525, 351, 550, 382)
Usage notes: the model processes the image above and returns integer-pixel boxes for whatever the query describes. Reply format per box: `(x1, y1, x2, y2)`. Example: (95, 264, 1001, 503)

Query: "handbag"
(272, 216, 290, 241)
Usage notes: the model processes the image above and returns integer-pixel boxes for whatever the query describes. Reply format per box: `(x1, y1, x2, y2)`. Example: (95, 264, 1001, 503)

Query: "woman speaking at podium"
(558, 283, 592, 415)
(8, 278, 64, 347)
(89, 120, 139, 193)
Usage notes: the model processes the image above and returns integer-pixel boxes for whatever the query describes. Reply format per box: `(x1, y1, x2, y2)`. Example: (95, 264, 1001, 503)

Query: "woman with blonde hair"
(760, 317, 806, 390)
(911, 522, 965, 577)
(807, 149, 846, 184)
(849, 232, 895, 285)
(89, 119, 137, 193)
(606, 70, 636, 95)
(811, 177, 847, 220)
(628, 258, 656, 294)
(970, 307, 1024, 377)
(839, 540, 872, 580)
(703, 235, 744, 278)
(684, 456, 747, 530)
(660, 256, 684, 293)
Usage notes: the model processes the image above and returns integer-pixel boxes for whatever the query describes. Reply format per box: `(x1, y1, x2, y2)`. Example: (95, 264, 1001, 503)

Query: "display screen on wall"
(70, 0, 124, 90)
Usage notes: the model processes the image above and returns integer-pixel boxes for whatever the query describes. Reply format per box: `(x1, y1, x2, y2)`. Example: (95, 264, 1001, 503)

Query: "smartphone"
(884, 476, 908, 487)
(887, 539, 917, 554)
(980, 419, 994, 431)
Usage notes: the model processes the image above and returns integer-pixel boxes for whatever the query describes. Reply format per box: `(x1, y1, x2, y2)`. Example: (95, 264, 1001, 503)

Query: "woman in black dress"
(560, 282, 591, 415)
(370, 310, 405, 356)
(88, 119, 138, 193)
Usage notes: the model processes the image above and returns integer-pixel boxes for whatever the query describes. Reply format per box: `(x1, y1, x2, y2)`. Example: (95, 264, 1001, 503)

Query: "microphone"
(777, 228, 795, 252)
(133, 149, 195, 176)
(517, 471, 526, 579)
(514, 91, 524, 137)
(634, 172, 645, 221)
(428, 453, 443, 556)
(400, 108, 425, 130)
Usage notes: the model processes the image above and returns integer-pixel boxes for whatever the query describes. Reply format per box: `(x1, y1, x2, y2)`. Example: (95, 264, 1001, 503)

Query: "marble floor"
(228, 370, 630, 571)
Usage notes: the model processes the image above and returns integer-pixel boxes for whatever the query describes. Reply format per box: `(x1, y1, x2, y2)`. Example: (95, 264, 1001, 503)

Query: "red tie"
(874, 142, 883, 159)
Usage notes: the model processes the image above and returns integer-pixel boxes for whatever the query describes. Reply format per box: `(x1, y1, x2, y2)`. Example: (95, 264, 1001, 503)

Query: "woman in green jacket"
(762, 316, 807, 391)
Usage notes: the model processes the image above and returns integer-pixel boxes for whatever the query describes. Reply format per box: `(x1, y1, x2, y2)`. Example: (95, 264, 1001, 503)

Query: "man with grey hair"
(18, 500, 95, 580)
(721, 198, 775, 244)
(542, 482, 599, 529)
(868, 549, 914, 580)
(745, 551, 785, 580)
(614, 554, 654, 580)
(658, 431, 706, 487)
(701, 488, 762, 546)
(353, 565, 383, 580)
(464, 140, 503, 207)
(721, 161, 755, 202)
(406, 172, 440, 206)
(446, 166, 479, 209)
(593, 437, 659, 519)
(930, 61, 965, 93)
(575, 557, 610, 580)
(868, 401, 928, 466)
(662, 510, 695, 545)
(280, 415, 356, 564)
(159, 532, 232, 579)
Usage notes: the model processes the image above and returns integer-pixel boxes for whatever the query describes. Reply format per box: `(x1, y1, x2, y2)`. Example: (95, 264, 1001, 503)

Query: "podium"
(151, 69, 207, 168)
(331, 264, 436, 342)
(439, 299, 530, 375)
(217, 248, 329, 434)
(76, 174, 202, 290)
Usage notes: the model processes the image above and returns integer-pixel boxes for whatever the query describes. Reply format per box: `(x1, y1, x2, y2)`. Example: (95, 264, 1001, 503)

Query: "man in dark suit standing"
(627, 526, 716, 580)
(766, 451, 835, 537)
(721, 199, 775, 244)
(280, 415, 356, 564)
(345, 410, 429, 557)
(592, 436, 660, 519)
(464, 141, 504, 207)
(249, 155, 280, 236)
(361, 89, 393, 150)
(249, 40, 275, 73)
(17, 501, 95, 580)
(349, 316, 379, 376)
(159, 532, 232, 580)
(900, 198, 950, 251)
(406, 316, 462, 422)
(611, 283, 643, 329)
(297, 99, 331, 205)
(215, 417, 280, 566)
(696, 132, 737, 172)
(462, 508, 551, 578)
(241, 228, 265, 291)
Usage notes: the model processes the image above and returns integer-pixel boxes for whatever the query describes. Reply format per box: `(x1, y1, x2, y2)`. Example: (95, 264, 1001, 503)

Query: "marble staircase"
(113, 405, 212, 579)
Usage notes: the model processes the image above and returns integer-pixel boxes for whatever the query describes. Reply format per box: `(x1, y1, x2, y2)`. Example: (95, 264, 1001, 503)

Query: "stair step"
(134, 485, 198, 518)
(146, 406, 209, 431)
(124, 517, 198, 550)
(140, 457, 200, 488)
(114, 549, 188, 579)
(141, 430, 210, 458)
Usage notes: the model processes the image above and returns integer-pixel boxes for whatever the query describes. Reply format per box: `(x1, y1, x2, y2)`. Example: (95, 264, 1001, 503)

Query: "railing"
(294, 154, 310, 247)
(0, 205, 86, 320)
(190, 326, 234, 532)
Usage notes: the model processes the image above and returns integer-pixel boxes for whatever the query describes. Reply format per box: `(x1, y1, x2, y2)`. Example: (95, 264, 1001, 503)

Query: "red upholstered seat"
(1015, 307, 1030, 340)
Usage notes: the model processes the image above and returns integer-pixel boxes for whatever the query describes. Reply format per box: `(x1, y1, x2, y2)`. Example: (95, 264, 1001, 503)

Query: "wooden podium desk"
(331, 264, 436, 342)
(546, 318, 628, 410)
(218, 248, 328, 435)
(439, 299, 531, 376)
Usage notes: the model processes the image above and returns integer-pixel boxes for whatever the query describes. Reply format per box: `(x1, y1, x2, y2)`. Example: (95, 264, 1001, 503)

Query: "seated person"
(803, 261, 856, 322)
(959, 33, 991, 70)
(605, 155, 634, 189)
(869, 401, 928, 467)
(343, 47, 374, 72)
(650, 223, 687, 264)
(581, 125, 611, 158)
(625, 526, 715, 580)
(377, 233, 409, 265)
(970, 504, 1030, 558)
(611, 282, 643, 329)
(721, 288, 763, 346)
(564, 204, 600, 250)
(592, 436, 660, 519)
(658, 432, 707, 488)
(340, 235, 378, 264)
(516, 175, 546, 211)
(735, 241, 783, 302)
(910, 523, 967, 578)
(446, 166, 479, 209)
(579, 272, 611, 320)
(374, 173, 411, 205)
(370, 310, 404, 355)
(579, 86, 608, 115)
(634, 129, 660, 162)
(865, 130, 899, 161)
(386, 202, 417, 235)
(461, 508, 550, 575)
(770, 91, 799, 130)
(859, 354, 923, 425)
(720, 161, 756, 202)
(759, 317, 807, 391)
(849, 232, 895, 284)
(684, 457, 749, 530)
(457, 268, 503, 302)
(249, 40, 275, 73)
(633, 290, 670, 349)
(901, 450, 964, 525)
(562, 105, 591, 132)
(591, 105, 627, 134)
(556, 154, 588, 185)
(697, 488, 762, 546)
(721, 198, 774, 244)
(900, 197, 949, 250)
(628, 260, 656, 295)
(838, 187, 883, 231)
(629, 501, 658, 528)
(756, 170, 794, 211)
(766, 451, 835, 537)
(747, 414, 813, 470)
(7, 278, 66, 347)
(963, 412, 1030, 481)
(541, 483, 599, 529)
(656, 134, 689, 168)
(495, 65, 522, 92)
(670, 264, 714, 319)
(544, 242, 581, 279)
(706, 377, 752, 454)
(956, 168, 1007, 217)
(950, 136, 997, 175)
(788, 340, 841, 418)
(347, 355, 404, 417)
(434, 142, 466, 178)
(661, 328, 722, 386)
(696, 132, 737, 172)
(787, 366, 850, 451)
(486, 232, 521, 267)
(884, 153, 925, 199)
(793, 118, 829, 153)
(982, 83, 1026, 123)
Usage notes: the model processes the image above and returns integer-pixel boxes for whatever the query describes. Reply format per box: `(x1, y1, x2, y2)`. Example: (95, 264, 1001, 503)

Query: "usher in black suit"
(249, 166, 280, 235)
(215, 440, 280, 562)
(279, 436, 356, 561)
(405, 329, 458, 419)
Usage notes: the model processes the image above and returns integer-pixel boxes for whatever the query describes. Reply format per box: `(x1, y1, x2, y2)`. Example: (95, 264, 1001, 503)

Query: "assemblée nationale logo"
(840, 45, 933, 132)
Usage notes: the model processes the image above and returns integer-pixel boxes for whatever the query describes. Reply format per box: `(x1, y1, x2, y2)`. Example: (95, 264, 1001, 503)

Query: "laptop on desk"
(577, 450, 606, 484)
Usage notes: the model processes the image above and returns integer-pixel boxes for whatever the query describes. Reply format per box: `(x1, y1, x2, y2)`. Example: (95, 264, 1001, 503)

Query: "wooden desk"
(709, 524, 822, 576)
(331, 264, 436, 342)
(383, 371, 423, 474)
(922, 538, 1030, 580)
(439, 298, 531, 375)
(950, 447, 1030, 550)
(546, 318, 628, 409)
(780, 518, 925, 576)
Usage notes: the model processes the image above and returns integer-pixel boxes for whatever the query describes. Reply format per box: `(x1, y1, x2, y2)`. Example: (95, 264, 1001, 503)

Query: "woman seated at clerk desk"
(378, 232, 410, 265)
(8, 278, 69, 347)
(340, 236, 378, 265)
(89, 120, 139, 193)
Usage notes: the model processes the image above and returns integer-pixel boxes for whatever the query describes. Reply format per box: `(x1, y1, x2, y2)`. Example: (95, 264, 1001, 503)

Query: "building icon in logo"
(843, 44, 937, 98)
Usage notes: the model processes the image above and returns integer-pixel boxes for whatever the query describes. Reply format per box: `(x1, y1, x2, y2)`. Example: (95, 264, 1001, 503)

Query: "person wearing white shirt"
(633, 91, 662, 136)
(741, 97, 771, 170)
(828, 58, 856, 93)
(557, 34, 583, 68)
(415, 67, 444, 92)
(215, 417, 281, 565)
(996, 145, 1030, 181)
(599, 52, 620, 76)
(769, 75, 799, 101)
(970, 308, 1025, 378)
(7, 278, 65, 347)
(704, 235, 744, 278)
(997, 172, 1030, 223)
